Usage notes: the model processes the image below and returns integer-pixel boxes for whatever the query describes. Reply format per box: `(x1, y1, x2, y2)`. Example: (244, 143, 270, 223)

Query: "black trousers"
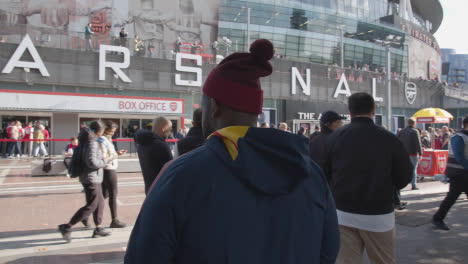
(63, 157, 72, 169)
(70, 183, 104, 226)
(102, 169, 118, 220)
(393, 187, 402, 205)
(434, 176, 468, 221)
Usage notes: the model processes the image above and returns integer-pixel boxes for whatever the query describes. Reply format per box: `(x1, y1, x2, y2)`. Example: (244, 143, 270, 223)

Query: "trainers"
(432, 218, 450, 231)
(394, 204, 407, 210)
(81, 219, 90, 228)
(92, 227, 111, 238)
(411, 186, 420, 190)
(110, 219, 127, 228)
(58, 224, 72, 243)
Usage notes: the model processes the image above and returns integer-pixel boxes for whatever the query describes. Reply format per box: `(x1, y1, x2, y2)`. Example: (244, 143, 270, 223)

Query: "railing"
(0, 22, 217, 62)
(0, 138, 179, 157)
(444, 86, 468, 101)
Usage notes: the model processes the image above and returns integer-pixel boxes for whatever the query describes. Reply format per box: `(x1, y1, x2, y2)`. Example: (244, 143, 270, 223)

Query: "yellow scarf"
(208, 126, 249, 160)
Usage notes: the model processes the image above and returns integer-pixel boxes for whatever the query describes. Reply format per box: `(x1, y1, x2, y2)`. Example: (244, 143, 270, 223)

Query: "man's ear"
(211, 98, 221, 118)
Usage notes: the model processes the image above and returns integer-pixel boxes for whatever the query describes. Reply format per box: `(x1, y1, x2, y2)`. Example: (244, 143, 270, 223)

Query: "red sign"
(418, 150, 449, 177)
(416, 117, 451, 124)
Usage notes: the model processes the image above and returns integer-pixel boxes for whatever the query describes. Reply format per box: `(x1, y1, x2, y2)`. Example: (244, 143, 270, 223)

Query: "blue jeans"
(8, 141, 22, 157)
(409, 156, 419, 188)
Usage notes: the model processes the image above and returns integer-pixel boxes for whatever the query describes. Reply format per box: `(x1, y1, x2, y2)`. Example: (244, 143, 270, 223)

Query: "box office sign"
(0, 90, 184, 114)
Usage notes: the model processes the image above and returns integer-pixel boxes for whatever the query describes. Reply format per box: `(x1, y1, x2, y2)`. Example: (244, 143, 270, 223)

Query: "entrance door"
(1, 115, 27, 130)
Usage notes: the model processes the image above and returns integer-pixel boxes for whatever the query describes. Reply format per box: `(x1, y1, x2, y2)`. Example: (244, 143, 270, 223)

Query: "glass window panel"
(122, 119, 140, 138)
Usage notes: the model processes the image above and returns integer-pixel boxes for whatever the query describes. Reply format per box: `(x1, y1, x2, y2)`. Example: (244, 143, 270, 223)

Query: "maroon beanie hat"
(202, 39, 274, 114)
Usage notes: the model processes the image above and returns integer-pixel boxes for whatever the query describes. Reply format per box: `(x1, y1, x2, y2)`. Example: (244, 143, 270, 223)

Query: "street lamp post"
(242, 7, 251, 52)
(385, 45, 392, 131)
(376, 35, 401, 131)
(339, 26, 344, 69)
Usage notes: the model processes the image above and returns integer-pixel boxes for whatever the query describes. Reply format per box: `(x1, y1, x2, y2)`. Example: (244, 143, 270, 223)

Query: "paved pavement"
(0, 157, 467, 263)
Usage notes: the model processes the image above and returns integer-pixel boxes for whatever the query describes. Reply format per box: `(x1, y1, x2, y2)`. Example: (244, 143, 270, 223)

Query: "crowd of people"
(49, 39, 468, 264)
(0, 121, 50, 158)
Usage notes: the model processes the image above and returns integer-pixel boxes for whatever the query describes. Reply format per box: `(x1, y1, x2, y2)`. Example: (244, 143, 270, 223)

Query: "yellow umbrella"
(413, 108, 453, 119)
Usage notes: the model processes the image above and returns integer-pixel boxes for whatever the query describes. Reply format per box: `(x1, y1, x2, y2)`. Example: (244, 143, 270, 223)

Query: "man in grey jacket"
(398, 117, 423, 190)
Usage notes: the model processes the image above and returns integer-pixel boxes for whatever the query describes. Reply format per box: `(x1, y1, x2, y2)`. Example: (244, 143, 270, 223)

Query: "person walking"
(64, 137, 78, 170)
(174, 36, 182, 54)
(32, 125, 48, 157)
(421, 130, 431, 149)
(441, 126, 451, 150)
(58, 121, 110, 242)
(176, 108, 205, 156)
(125, 39, 340, 264)
(325, 92, 413, 264)
(84, 23, 94, 51)
(398, 117, 423, 190)
(432, 116, 468, 231)
(134, 117, 173, 195)
(309, 111, 345, 170)
(119, 28, 128, 48)
(23, 122, 34, 156)
(98, 121, 127, 228)
(211, 40, 218, 64)
(7, 121, 22, 158)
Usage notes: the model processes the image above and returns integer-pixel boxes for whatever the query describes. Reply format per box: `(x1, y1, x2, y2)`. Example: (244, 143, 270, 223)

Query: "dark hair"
(348, 92, 375, 116)
(463, 116, 468, 128)
(70, 136, 78, 141)
(104, 120, 118, 132)
(89, 120, 105, 134)
(193, 108, 202, 126)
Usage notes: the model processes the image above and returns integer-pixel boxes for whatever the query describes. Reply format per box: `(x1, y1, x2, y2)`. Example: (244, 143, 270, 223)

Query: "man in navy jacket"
(125, 39, 340, 264)
(433, 116, 468, 231)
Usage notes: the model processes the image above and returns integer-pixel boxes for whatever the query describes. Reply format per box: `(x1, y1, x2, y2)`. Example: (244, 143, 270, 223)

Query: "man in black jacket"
(325, 92, 412, 264)
(309, 111, 345, 170)
(398, 117, 422, 190)
(176, 108, 205, 156)
(134, 117, 173, 195)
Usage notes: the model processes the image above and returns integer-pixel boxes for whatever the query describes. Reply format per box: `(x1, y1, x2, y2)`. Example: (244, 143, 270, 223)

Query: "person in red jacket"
(23, 122, 34, 156)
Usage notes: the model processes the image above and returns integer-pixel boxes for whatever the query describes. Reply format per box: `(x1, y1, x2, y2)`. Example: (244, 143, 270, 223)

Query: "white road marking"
(118, 194, 145, 198)
(0, 160, 17, 184)
(120, 203, 143, 206)
(0, 176, 142, 186)
(0, 181, 144, 194)
(0, 165, 30, 169)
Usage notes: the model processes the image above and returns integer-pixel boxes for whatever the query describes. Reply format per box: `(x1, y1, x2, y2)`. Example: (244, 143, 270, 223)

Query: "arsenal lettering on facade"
(1, 34, 417, 105)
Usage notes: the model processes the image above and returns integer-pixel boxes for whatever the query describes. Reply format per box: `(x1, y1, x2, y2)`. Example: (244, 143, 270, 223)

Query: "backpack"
(42, 159, 53, 173)
(68, 144, 85, 178)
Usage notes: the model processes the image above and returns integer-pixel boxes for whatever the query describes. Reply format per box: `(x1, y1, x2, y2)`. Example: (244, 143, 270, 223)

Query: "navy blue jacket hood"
(217, 128, 311, 196)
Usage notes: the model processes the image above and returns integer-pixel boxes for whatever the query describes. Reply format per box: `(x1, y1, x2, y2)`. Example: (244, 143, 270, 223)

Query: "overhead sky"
(434, 0, 468, 54)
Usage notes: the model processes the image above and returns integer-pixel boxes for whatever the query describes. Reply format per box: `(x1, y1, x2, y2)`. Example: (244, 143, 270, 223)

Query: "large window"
(122, 119, 140, 138)
(219, 0, 408, 74)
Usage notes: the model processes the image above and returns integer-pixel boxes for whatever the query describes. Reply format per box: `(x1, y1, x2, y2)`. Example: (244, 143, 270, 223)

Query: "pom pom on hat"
(249, 39, 274, 62)
(202, 39, 275, 114)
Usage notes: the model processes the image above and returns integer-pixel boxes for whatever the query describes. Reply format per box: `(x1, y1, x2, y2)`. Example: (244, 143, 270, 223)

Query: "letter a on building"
(333, 73, 351, 98)
(2, 34, 50, 77)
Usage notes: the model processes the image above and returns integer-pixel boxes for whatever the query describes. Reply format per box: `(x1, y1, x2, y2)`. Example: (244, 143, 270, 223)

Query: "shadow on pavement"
(396, 190, 468, 264)
(0, 227, 92, 239)
(5, 251, 125, 264)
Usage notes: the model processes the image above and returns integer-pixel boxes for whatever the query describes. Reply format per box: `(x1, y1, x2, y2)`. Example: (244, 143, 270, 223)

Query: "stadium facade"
(0, 0, 464, 153)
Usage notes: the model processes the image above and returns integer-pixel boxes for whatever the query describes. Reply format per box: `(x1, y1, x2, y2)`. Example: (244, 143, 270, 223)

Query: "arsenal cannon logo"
(405, 82, 417, 105)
